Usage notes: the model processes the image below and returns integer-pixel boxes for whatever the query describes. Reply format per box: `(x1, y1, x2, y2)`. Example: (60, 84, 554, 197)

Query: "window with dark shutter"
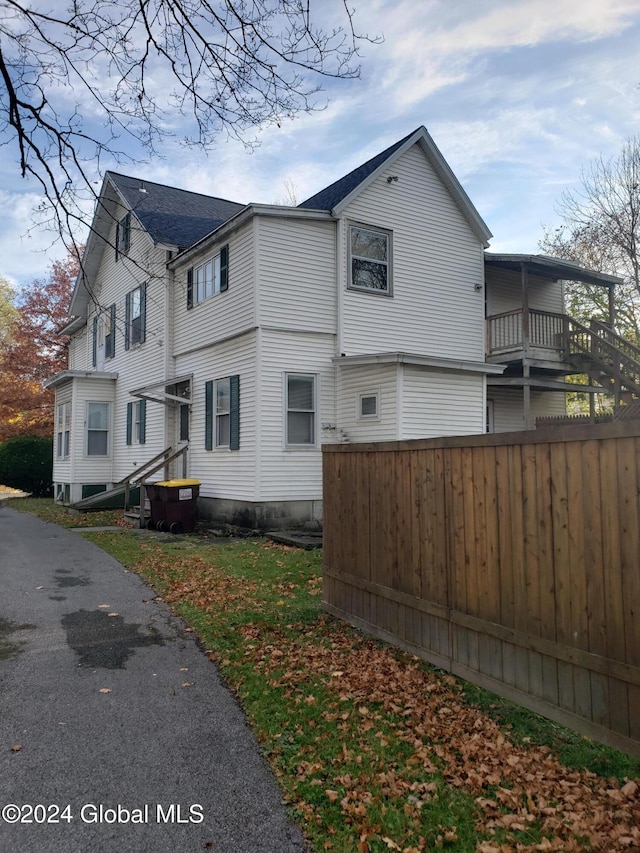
(205, 381, 213, 450)
(187, 268, 193, 310)
(220, 244, 229, 292)
(126, 402, 133, 445)
(124, 292, 131, 350)
(92, 317, 98, 367)
(116, 213, 131, 261)
(229, 374, 240, 450)
(189, 244, 230, 306)
(211, 375, 240, 449)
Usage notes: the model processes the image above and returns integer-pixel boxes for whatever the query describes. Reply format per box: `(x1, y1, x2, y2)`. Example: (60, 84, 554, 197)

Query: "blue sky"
(2, 0, 640, 291)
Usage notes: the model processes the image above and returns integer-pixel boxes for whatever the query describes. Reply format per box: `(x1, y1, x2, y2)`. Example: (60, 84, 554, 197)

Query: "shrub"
(0, 435, 53, 497)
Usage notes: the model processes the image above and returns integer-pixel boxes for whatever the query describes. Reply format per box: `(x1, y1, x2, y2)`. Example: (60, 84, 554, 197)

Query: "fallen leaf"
(107, 612, 118, 617)
(180, 667, 189, 672)
(35, 586, 43, 590)
(98, 688, 111, 694)
(11, 744, 22, 752)
(325, 790, 339, 802)
(621, 780, 638, 798)
(181, 682, 192, 688)
(98, 604, 110, 609)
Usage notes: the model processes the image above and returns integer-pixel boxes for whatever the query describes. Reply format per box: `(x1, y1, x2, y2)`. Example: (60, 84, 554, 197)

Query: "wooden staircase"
(71, 446, 188, 522)
(566, 318, 640, 400)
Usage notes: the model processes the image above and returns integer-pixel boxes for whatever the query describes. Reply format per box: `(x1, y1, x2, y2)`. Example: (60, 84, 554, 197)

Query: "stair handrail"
(135, 446, 188, 483)
(117, 447, 174, 486)
(120, 445, 188, 514)
(566, 317, 640, 395)
(588, 318, 640, 365)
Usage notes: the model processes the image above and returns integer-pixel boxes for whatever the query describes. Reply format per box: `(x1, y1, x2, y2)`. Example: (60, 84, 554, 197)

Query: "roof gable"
(70, 173, 245, 316)
(107, 172, 245, 250)
(298, 126, 492, 246)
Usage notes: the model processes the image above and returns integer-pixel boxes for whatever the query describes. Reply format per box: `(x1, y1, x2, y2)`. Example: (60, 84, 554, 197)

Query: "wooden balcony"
(486, 309, 568, 367)
(487, 309, 640, 398)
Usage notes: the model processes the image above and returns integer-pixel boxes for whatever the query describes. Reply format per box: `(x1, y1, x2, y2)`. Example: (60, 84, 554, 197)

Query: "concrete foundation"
(197, 496, 323, 530)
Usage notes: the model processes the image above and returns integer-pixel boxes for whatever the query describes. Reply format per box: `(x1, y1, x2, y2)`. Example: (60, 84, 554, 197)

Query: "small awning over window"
(129, 374, 192, 406)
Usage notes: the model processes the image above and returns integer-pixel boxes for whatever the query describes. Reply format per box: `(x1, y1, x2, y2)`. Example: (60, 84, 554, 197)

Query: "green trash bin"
(145, 479, 200, 533)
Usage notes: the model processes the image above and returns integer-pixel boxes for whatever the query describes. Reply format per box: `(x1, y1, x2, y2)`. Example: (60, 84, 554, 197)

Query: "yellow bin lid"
(154, 478, 200, 487)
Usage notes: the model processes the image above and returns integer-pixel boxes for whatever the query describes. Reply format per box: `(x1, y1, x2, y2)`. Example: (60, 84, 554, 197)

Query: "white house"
(46, 126, 626, 527)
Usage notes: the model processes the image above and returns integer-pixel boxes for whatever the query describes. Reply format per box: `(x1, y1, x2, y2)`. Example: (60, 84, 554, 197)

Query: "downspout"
(334, 216, 345, 437)
(164, 257, 175, 451)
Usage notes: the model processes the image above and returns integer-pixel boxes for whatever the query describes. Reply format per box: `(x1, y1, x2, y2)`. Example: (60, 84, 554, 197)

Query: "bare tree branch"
(0, 0, 378, 256)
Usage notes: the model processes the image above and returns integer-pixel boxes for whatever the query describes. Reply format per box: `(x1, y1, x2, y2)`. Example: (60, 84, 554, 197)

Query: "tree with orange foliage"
(0, 252, 78, 441)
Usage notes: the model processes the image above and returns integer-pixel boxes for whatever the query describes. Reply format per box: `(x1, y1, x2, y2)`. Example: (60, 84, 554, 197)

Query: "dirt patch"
(0, 617, 36, 660)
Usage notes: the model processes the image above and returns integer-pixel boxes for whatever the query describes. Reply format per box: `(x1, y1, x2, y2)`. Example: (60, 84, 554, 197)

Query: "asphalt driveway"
(0, 505, 306, 853)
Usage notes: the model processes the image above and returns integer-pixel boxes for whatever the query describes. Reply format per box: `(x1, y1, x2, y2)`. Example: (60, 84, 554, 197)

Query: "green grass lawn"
(6, 496, 131, 528)
(10, 500, 640, 852)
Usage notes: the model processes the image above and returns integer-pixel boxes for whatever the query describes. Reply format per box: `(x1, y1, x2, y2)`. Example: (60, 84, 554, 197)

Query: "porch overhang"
(334, 352, 505, 375)
(487, 375, 610, 394)
(129, 374, 193, 406)
(484, 253, 623, 288)
(44, 369, 118, 389)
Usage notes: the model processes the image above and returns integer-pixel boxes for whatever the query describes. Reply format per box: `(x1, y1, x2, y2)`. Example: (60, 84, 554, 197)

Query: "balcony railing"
(487, 309, 566, 355)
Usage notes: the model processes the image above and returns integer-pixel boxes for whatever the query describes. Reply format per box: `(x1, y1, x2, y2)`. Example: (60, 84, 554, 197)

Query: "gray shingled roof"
(298, 129, 418, 211)
(107, 172, 246, 250)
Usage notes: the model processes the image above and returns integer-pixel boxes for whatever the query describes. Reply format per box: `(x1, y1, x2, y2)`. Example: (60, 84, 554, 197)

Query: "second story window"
(348, 225, 392, 295)
(115, 213, 131, 260)
(187, 244, 229, 309)
(125, 283, 146, 349)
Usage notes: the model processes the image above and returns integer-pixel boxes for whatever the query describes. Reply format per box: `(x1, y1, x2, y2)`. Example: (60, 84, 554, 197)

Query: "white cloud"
(0, 191, 71, 290)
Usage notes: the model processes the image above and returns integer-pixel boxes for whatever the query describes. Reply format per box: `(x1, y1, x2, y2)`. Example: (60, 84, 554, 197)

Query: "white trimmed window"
(216, 378, 231, 447)
(86, 402, 110, 456)
(116, 213, 131, 260)
(358, 391, 379, 420)
(286, 374, 316, 446)
(349, 225, 392, 294)
(56, 402, 71, 458)
(187, 244, 229, 308)
(125, 283, 146, 349)
(196, 255, 220, 304)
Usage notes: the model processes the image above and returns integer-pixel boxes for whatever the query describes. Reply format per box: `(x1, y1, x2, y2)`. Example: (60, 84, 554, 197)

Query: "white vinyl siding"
(67, 203, 168, 482)
(68, 325, 88, 370)
(257, 329, 334, 502)
(52, 384, 73, 483)
(71, 377, 116, 482)
(257, 217, 336, 333)
(174, 222, 255, 357)
(337, 365, 398, 442)
(401, 367, 485, 439)
(485, 267, 564, 316)
(175, 332, 257, 502)
(489, 388, 567, 433)
(56, 401, 71, 459)
(340, 143, 486, 360)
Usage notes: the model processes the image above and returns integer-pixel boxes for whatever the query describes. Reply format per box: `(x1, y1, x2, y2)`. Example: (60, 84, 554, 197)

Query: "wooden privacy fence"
(322, 421, 640, 756)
